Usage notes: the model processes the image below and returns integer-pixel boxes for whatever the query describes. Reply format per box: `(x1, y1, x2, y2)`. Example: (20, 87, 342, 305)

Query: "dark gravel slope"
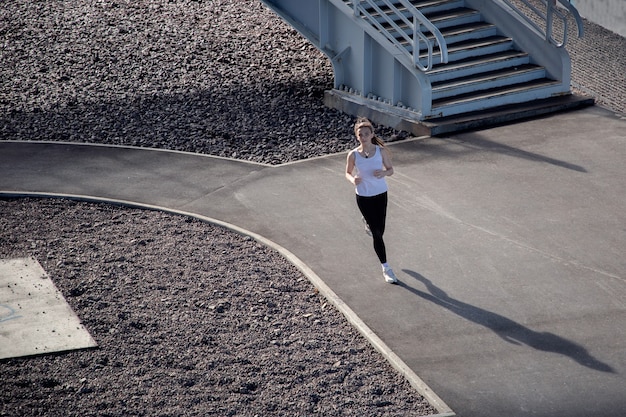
(0, 0, 408, 165)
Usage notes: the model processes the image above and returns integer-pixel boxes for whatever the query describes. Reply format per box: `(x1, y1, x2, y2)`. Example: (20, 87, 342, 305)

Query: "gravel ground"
(566, 16, 626, 116)
(0, 0, 408, 165)
(1, 1, 624, 416)
(0, 198, 437, 417)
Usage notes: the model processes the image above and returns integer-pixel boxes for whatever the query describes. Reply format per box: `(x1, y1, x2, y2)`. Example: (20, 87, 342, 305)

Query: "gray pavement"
(1, 105, 626, 417)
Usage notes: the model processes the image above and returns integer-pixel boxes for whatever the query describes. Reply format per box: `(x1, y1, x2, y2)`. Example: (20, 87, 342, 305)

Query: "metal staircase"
(261, 0, 592, 135)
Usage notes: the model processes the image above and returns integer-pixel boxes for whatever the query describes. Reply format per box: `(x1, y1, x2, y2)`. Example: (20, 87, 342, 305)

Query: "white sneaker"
(383, 267, 398, 284)
(361, 216, 372, 236)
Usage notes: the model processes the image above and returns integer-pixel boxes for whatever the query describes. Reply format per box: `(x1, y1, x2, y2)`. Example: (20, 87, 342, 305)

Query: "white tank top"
(353, 146, 388, 197)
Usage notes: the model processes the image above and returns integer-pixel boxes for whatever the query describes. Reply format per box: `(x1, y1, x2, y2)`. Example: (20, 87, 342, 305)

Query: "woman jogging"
(345, 117, 398, 284)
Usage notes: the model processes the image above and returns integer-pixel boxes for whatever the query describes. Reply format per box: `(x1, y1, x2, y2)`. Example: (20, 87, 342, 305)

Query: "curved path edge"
(0, 189, 455, 417)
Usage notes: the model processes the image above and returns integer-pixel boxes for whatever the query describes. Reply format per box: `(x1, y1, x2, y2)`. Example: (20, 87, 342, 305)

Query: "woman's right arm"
(345, 151, 360, 185)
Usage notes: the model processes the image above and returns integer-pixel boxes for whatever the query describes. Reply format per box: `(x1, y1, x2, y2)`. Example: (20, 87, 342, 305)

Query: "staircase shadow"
(401, 269, 615, 373)
(448, 131, 588, 172)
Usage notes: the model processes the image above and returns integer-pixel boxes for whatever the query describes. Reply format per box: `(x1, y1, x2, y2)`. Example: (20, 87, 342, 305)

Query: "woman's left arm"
(380, 147, 394, 177)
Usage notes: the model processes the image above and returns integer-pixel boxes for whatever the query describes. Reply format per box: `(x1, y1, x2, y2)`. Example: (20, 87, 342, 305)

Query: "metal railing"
(352, 0, 448, 71)
(501, 0, 584, 47)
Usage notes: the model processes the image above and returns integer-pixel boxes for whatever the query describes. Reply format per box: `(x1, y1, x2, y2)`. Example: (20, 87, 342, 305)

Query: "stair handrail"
(500, 0, 584, 47)
(352, 0, 448, 71)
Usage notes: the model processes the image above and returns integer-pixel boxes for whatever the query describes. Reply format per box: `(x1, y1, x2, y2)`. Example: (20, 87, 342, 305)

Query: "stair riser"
(427, 55, 531, 82)
(431, 68, 547, 100)
(430, 85, 567, 118)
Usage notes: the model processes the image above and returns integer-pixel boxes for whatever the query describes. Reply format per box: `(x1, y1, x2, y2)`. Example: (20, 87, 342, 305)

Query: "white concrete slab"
(0, 257, 97, 359)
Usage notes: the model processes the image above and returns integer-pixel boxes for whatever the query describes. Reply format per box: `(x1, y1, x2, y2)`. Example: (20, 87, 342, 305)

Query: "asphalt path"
(2, 105, 625, 417)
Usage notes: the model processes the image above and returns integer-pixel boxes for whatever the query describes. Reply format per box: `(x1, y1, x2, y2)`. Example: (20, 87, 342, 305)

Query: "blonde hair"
(354, 117, 385, 147)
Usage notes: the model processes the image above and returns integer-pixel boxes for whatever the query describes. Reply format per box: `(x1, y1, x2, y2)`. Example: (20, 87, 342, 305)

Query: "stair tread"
(392, 21, 495, 41)
(410, 0, 463, 8)
(428, 50, 529, 73)
(364, 0, 465, 17)
(445, 35, 513, 51)
(432, 64, 545, 89)
(432, 79, 562, 108)
(424, 7, 480, 22)
(437, 21, 496, 37)
(380, 7, 478, 27)
(417, 35, 512, 59)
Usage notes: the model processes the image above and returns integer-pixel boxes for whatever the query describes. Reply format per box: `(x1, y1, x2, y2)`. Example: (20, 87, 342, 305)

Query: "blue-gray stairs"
(261, 0, 593, 135)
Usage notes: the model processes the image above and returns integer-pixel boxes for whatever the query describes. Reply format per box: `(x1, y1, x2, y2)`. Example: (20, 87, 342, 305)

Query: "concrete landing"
(0, 257, 97, 359)
(324, 89, 595, 136)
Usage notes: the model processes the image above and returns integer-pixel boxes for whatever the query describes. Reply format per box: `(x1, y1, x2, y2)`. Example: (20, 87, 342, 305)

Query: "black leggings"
(356, 192, 388, 264)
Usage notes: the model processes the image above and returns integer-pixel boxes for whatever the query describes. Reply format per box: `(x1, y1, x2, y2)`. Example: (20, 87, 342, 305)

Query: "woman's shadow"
(401, 269, 615, 373)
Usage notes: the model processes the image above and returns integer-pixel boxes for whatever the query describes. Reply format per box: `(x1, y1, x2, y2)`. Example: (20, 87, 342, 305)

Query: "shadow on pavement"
(400, 269, 615, 374)
(445, 132, 588, 173)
